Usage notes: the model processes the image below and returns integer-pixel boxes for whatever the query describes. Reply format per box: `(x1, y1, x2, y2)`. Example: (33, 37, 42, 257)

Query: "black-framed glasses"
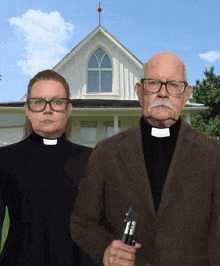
(27, 98, 70, 112)
(141, 78, 188, 96)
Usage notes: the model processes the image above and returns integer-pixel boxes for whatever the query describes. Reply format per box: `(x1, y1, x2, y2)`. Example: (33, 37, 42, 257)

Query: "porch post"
(114, 115, 119, 134)
(186, 113, 191, 125)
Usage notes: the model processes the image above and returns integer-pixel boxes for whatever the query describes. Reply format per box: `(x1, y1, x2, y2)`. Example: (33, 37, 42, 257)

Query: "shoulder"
(0, 138, 28, 153)
(181, 119, 220, 153)
(0, 139, 29, 169)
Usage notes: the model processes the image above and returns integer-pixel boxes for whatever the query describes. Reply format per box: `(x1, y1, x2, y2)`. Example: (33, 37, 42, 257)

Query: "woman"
(0, 70, 93, 265)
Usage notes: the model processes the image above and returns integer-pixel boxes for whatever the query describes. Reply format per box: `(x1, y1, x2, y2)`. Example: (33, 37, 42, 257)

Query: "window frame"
(87, 48, 113, 94)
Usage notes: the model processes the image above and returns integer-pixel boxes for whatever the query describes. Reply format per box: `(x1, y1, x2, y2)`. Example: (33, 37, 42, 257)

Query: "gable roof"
(53, 25, 143, 72)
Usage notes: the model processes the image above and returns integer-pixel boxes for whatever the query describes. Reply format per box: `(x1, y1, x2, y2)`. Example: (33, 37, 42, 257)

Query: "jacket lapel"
(156, 119, 199, 220)
(117, 121, 156, 218)
(117, 119, 200, 221)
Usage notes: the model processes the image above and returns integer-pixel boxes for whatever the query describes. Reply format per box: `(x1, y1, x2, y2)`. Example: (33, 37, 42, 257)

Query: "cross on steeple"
(97, 2, 102, 26)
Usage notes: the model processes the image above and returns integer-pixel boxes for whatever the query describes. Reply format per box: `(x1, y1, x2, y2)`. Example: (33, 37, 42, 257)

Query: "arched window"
(88, 48, 112, 93)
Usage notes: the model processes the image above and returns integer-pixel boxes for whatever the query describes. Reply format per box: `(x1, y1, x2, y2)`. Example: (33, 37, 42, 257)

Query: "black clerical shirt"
(140, 116, 181, 212)
(0, 131, 93, 266)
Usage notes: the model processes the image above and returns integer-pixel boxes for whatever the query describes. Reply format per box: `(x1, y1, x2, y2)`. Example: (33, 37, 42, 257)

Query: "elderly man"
(70, 52, 220, 266)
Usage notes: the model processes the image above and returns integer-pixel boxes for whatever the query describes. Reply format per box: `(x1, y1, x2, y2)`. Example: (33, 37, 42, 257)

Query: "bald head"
(141, 52, 187, 82)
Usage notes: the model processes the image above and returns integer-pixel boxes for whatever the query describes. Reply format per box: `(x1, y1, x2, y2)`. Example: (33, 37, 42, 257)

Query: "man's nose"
(157, 84, 169, 97)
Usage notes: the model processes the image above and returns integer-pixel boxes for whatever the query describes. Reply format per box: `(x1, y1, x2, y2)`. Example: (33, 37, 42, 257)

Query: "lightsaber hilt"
(121, 220, 137, 245)
(121, 208, 139, 246)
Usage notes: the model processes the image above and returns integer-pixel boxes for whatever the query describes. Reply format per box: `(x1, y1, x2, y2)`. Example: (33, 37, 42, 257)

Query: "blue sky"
(1, 0, 220, 103)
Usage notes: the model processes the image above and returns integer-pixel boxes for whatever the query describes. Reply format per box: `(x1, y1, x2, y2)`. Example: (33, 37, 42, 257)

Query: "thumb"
(134, 242, 142, 249)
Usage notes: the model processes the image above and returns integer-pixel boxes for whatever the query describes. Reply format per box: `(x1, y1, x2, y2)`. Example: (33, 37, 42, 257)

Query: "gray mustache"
(150, 101, 174, 110)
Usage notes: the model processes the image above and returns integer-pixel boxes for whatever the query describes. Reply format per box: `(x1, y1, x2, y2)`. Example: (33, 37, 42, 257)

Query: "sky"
(1, 0, 220, 103)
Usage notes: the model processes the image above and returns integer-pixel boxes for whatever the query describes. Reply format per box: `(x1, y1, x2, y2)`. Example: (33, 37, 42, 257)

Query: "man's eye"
(169, 82, 178, 87)
(53, 100, 62, 105)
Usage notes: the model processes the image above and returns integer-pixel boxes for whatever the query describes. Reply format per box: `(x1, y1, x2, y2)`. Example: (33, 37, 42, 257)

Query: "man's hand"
(103, 240, 142, 266)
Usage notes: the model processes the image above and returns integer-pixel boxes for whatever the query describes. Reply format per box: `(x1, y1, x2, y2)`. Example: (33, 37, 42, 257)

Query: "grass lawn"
(1, 206, 10, 253)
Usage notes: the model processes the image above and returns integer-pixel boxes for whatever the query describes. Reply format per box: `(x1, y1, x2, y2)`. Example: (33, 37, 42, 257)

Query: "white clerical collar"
(43, 138, 58, 145)
(151, 127, 170, 138)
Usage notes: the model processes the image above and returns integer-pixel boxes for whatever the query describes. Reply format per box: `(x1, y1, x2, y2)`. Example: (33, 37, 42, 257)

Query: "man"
(70, 53, 220, 265)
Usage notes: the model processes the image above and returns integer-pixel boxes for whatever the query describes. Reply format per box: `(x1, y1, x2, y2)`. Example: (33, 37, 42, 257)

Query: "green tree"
(0, 75, 2, 80)
(189, 66, 220, 140)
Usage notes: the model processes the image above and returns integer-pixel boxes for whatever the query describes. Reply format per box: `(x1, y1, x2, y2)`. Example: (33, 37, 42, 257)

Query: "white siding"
(56, 32, 143, 101)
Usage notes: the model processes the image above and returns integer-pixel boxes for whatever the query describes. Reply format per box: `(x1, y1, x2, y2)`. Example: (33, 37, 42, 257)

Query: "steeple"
(97, 2, 102, 26)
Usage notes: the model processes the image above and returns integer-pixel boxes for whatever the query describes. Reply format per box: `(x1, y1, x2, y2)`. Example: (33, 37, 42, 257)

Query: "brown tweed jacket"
(70, 118, 220, 266)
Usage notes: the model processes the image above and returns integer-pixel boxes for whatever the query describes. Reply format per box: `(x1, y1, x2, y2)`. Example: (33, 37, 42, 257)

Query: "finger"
(108, 251, 135, 266)
(113, 240, 136, 253)
(110, 245, 136, 260)
(117, 248, 136, 261)
(109, 245, 136, 261)
(110, 256, 135, 266)
(120, 242, 138, 253)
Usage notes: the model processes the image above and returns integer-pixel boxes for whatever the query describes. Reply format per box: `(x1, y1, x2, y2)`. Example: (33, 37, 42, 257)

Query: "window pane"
(101, 71, 112, 92)
(81, 128, 97, 142)
(101, 54, 112, 68)
(88, 54, 98, 68)
(94, 48, 105, 63)
(0, 127, 24, 147)
(106, 127, 115, 137)
(104, 126, 121, 138)
(88, 71, 99, 92)
(80, 121, 97, 148)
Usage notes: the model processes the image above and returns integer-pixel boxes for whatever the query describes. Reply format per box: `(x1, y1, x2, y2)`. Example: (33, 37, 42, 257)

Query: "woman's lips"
(42, 120, 54, 123)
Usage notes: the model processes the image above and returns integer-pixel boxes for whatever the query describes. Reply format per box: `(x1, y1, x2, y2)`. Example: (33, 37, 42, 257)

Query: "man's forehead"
(145, 61, 184, 80)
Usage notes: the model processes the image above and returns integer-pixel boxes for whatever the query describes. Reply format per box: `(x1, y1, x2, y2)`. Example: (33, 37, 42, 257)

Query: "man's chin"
(143, 114, 177, 128)
(150, 111, 173, 121)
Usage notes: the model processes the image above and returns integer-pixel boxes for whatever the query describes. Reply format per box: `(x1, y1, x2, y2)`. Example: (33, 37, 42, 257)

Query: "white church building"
(0, 26, 208, 147)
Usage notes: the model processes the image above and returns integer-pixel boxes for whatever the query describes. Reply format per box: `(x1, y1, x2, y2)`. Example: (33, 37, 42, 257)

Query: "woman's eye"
(35, 100, 43, 104)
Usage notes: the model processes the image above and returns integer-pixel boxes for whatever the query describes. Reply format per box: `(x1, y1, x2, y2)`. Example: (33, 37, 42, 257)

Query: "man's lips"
(156, 105, 169, 108)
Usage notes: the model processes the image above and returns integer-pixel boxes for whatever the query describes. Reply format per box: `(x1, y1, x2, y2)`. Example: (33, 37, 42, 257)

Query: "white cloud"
(8, 10, 74, 76)
(199, 51, 220, 62)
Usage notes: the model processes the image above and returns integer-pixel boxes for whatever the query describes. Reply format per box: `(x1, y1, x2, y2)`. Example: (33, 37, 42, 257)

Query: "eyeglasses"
(27, 98, 70, 112)
(141, 78, 188, 96)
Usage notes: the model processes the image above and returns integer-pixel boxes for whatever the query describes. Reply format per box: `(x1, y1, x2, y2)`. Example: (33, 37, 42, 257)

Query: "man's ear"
(135, 82, 144, 107)
(182, 85, 193, 106)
